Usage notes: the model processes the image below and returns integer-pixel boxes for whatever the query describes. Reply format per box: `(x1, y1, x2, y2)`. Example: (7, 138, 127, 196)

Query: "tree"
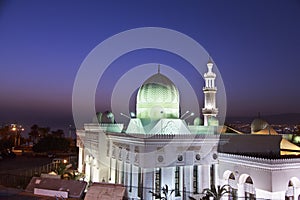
(28, 125, 50, 144)
(0, 125, 10, 139)
(51, 129, 64, 138)
(28, 124, 39, 144)
(200, 184, 231, 200)
(63, 170, 84, 180)
(0, 125, 15, 150)
(32, 136, 70, 153)
(149, 184, 174, 200)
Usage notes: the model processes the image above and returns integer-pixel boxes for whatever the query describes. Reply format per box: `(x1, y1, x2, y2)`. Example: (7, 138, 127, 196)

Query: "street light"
(10, 124, 24, 146)
(183, 112, 194, 120)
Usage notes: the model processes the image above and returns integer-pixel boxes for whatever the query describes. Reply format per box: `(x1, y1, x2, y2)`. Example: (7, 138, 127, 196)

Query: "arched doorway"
(239, 174, 255, 200)
(223, 171, 237, 200)
(286, 177, 300, 200)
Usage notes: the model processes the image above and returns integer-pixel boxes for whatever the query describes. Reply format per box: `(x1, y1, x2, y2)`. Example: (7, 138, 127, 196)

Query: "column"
(78, 147, 83, 173)
(161, 167, 174, 190)
(85, 161, 91, 183)
(197, 165, 202, 194)
(213, 164, 219, 187)
(124, 162, 129, 187)
(131, 165, 139, 198)
(143, 168, 154, 200)
(237, 183, 244, 199)
(183, 165, 193, 198)
(202, 165, 210, 189)
(110, 158, 116, 183)
(91, 159, 100, 182)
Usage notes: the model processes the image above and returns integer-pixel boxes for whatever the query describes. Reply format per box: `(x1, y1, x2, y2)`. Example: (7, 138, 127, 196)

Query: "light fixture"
(180, 110, 189, 119)
(183, 112, 194, 120)
(120, 113, 131, 119)
(130, 112, 136, 118)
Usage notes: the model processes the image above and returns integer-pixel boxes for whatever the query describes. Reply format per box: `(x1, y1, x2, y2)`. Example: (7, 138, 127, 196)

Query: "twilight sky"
(0, 0, 300, 130)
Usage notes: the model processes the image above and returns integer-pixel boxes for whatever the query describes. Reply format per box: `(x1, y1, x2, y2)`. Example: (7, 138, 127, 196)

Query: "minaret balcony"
(202, 108, 218, 115)
(203, 87, 217, 91)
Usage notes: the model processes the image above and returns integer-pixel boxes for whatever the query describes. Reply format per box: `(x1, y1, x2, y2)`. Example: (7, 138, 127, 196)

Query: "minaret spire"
(158, 64, 160, 74)
(202, 58, 218, 126)
(208, 56, 213, 64)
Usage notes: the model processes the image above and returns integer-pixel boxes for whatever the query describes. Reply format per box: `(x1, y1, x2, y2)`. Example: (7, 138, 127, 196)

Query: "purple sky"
(0, 0, 300, 130)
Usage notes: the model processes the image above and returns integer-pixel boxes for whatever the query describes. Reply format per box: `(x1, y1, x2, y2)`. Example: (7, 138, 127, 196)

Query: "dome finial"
(208, 56, 213, 64)
(158, 64, 160, 74)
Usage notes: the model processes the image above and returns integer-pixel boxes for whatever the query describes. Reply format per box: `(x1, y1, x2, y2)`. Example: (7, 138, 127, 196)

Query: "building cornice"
(219, 153, 300, 171)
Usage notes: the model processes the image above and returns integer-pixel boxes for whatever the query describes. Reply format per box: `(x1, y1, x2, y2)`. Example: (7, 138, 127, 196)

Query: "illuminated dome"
(136, 72, 180, 120)
(251, 118, 269, 133)
(208, 116, 219, 126)
(96, 111, 115, 124)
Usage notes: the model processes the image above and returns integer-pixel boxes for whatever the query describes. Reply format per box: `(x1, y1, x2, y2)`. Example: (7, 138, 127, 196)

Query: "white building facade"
(78, 129, 220, 199)
(219, 153, 300, 200)
(77, 60, 300, 200)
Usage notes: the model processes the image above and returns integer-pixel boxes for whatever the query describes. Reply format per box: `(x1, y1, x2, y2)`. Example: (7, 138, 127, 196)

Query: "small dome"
(97, 111, 115, 124)
(136, 72, 180, 120)
(193, 117, 202, 126)
(208, 116, 219, 126)
(251, 118, 268, 133)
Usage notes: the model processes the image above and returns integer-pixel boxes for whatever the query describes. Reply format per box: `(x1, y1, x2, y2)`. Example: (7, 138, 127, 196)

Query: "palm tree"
(63, 170, 84, 180)
(54, 163, 68, 177)
(51, 129, 64, 138)
(202, 184, 231, 200)
(149, 184, 175, 200)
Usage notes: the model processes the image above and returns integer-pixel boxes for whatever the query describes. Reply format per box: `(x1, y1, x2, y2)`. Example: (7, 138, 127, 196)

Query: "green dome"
(136, 72, 180, 120)
(251, 118, 269, 133)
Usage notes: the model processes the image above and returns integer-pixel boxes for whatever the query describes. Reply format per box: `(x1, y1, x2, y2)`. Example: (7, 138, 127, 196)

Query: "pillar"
(143, 168, 154, 199)
(183, 165, 193, 198)
(85, 160, 91, 183)
(202, 165, 210, 189)
(78, 147, 83, 173)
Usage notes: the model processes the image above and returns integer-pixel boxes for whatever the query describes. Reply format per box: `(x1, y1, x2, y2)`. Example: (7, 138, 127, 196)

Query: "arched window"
(286, 180, 294, 200)
(244, 176, 255, 200)
(289, 180, 294, 187)
(228, 173, 237, 200)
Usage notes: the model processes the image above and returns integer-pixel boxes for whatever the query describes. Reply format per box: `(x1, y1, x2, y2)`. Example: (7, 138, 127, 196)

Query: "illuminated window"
(121, 162, 125, 184)
(210, 165, 215, 186)
(175, 166, 180, 196)
(115, 160, 118, 183)
(155, 168, 161, 198)
(193, 165, 198, 194)
(129, 164, 132, 192)
(138, 167, 143, 198)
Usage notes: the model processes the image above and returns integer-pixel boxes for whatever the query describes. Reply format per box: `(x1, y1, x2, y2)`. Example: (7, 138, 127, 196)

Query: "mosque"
(77, 60, 300, 200)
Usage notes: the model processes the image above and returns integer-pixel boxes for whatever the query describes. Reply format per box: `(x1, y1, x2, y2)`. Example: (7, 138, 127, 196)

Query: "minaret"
(202, 58, 218, 126)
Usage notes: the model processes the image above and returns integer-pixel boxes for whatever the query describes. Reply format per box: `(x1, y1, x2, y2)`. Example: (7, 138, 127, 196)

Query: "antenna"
(158, 64, 160, 74)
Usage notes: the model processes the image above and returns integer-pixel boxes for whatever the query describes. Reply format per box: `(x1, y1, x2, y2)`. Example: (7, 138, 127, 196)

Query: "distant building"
(77, 60, 300, 199)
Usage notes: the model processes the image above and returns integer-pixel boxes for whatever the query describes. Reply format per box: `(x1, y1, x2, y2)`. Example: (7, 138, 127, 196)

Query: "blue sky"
(0, 0, 299, 130)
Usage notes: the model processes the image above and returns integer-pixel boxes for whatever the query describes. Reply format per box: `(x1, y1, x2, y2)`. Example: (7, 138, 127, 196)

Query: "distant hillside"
(226, 113, 300, 125)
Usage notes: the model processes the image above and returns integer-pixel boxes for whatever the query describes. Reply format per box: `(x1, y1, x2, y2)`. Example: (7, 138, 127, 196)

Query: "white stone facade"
(219, 153, 300, 200)
(77, 124, 220, 199)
